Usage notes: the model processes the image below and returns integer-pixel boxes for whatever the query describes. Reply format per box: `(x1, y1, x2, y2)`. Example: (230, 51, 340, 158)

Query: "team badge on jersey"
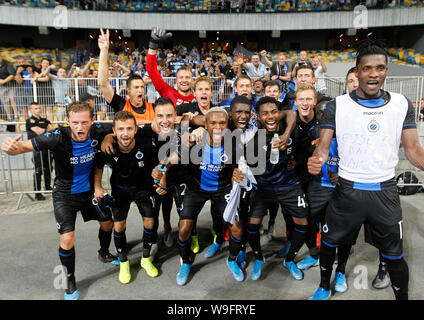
(322, 224, 328, 233)
(91, 139, 98, 147)
(220, 153, 229, 163)
(287, 138, 292, 146)
(136, 151, 144, 159)
(367, 119, 380, 133)
(113, 157, 119, 162)
(30, 118, 35, 123)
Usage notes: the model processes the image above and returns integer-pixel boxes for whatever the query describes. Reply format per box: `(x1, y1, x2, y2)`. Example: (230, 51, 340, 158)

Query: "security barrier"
(0, 130, 113, 208)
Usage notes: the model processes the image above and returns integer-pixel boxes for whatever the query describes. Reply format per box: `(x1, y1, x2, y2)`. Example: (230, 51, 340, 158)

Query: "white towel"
(223, 181, 241, 225)
(223, 167, 257, 224)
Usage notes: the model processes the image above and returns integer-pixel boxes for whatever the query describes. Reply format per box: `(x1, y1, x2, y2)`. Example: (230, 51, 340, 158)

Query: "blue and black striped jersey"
(31, 124, 112, 194)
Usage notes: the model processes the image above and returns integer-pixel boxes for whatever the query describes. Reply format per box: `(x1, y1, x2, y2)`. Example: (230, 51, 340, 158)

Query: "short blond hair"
(194, 76, 213, 90)
(295, 83, 317, 99)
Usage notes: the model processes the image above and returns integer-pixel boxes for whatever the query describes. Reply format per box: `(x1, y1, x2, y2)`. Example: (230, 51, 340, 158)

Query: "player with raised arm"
(146, 27, 195, 107)
(98, 29, 155, 124)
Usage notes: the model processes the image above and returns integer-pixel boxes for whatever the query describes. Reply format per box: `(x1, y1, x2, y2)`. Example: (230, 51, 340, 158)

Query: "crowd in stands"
(1, 0, 423, 12)
(1, 42, 423, 129)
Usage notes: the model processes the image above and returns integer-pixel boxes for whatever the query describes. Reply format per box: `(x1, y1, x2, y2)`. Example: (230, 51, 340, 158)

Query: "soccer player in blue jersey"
(308, 41, 424, 300)
(153, 107, 245, 286)
(2, 102, 113, 300)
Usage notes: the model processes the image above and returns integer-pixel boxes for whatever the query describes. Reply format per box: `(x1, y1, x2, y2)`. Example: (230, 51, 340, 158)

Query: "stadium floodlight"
(271, 30, 280, 38)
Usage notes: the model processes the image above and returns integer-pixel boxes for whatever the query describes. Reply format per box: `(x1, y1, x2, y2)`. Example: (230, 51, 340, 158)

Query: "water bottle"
(270, 133, 280, 164)
(238, 156, 248, 188)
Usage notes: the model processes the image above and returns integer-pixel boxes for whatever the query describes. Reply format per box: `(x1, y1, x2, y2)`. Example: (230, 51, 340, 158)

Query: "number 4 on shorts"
(298, 196, 306, 208)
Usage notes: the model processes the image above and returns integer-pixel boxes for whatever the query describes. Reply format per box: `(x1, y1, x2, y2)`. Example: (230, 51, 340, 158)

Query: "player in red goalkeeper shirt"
(146, 27, 195, 107)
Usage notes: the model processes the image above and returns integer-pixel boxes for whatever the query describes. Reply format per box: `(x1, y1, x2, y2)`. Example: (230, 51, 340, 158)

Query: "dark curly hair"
(356, 39, 388, 67)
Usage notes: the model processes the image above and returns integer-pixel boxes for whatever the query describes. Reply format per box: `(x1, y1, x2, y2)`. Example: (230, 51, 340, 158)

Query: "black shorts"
(180, 183, 232, 221)
(306, 179, 335, 223)
(249, 184, 308, 220)
(166, 165, 192, 216)
(111, 189, 155, 222)
(322, 177, 403, 257)
(238, 188, 252, 222)
(169, 182, 188, 217)
(53, 189, 109, 235)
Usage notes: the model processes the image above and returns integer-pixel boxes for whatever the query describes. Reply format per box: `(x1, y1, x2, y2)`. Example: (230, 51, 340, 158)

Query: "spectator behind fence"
(293, 50, 313, 76)
(311, 56, 328, 94)
(32, 57, 56, 121)
(15, 55, 38, 120)
(41, 65, 72, 121)
(198, 55, 221, 78)
(26, 102, 54, 200)
(262, 52, 294, 93)
(80, 90, 107, 121)
(224, 59, 245, 89)
(237, 51, 269, 80)
(0, 53, 18, 122)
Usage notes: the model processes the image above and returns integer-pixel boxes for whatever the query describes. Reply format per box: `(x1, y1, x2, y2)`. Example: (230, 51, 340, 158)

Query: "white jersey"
(320, 90, 416, 183)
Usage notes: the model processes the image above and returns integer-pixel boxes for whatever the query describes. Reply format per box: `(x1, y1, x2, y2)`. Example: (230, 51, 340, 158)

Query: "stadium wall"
(0, 7, 423, 31)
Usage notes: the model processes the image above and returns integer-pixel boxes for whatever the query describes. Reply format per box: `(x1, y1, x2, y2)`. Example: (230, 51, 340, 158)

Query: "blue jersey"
(31, 124, 111, 194)
(188, 141, 238, 192)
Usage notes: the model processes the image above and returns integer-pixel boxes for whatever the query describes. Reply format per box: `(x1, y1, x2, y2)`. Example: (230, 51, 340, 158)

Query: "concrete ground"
(0, 191, 423, 301)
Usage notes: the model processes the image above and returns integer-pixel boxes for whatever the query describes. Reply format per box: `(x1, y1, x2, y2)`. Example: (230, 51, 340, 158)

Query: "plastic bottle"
(270, 133, 280, 164)
(238, 156, 248, 188)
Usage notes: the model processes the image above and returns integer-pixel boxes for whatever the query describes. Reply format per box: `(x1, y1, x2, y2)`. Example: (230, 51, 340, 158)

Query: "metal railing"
(1, 76, 423, 127)
(0, 75, 423, 208)
(0, 135, 113, 208)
